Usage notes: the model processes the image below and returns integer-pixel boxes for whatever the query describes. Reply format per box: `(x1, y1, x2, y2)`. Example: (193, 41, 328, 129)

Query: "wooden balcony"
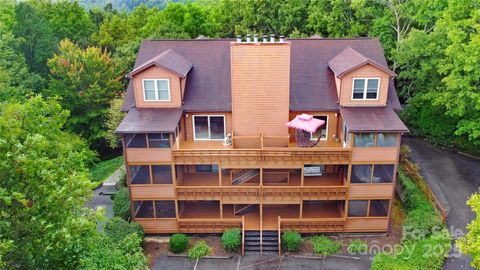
(279, 217, 346, 232)
(176, 186, 260, 203)
(178, 218, 243, 233)
(262, 186, 348, 203)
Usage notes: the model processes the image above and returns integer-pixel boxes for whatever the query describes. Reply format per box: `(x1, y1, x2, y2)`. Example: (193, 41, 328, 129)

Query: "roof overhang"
(115, 108, 183, 134)
(340, 106, 408, 133)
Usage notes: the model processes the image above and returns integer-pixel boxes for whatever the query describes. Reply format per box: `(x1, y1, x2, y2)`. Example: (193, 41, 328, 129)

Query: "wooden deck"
(176, 169, 344, 187)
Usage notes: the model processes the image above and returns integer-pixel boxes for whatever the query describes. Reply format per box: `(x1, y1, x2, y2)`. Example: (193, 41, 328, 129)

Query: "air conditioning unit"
(304, 165, 325, 176)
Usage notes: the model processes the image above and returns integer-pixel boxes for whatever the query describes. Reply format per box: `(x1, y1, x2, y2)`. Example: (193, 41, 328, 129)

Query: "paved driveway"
(153, 254, 370, 270)
(403, 137, 480, 270)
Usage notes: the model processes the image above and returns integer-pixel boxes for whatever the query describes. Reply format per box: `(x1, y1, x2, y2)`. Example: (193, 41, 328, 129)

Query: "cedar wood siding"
(339, 64, 390, 107)
(133, 66, 182, 108)
(231, 43, 290, 137)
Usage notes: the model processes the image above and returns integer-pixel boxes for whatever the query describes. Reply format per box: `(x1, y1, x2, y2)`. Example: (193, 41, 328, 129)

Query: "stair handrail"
(242, 216, 245, 256)
(260, 218, 263, 256)
(277, 216, 281, 256)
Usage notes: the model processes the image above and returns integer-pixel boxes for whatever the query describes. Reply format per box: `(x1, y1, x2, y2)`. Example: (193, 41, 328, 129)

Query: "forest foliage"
(0, 0, 478, 155)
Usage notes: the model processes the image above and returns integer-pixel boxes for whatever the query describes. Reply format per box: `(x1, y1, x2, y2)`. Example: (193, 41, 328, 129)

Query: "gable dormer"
(127, 49, 192, 108)
(328, 47, 395, 107)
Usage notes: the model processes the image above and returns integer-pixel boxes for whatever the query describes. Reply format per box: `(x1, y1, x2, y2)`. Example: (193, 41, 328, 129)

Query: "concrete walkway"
(85, 165, 125, 230)
(403, 137, 480, 270)
(153, 254, 371, 270)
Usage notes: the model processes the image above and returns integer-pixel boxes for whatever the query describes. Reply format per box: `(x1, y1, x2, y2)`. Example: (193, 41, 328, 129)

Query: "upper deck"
(172, 134, 350, 166)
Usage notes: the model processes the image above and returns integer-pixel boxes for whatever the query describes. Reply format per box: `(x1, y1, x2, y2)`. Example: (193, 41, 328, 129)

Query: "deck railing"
(177, 218, 243, 233)
(176, 186, 260, 201)
(262, 186, 348, 201)
(279, 217, 346, 232)
(277, 216, 281, 256)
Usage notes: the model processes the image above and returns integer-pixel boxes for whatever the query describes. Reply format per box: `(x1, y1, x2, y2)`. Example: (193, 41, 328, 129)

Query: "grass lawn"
(90, 155, 124, 187)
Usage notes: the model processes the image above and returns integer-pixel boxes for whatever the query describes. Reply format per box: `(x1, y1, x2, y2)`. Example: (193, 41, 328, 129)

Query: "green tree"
(457, 193, 480, 269)
(105, 93, 126, 148)
(12, 1, 57, 75)
(0, 96, 96, 269)
(46, 39, 122, 149)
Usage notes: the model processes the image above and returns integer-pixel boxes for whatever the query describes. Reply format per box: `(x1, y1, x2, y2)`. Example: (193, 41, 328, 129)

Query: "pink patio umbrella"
(286, 113, 325, 133)
(286, 114, 325, 147)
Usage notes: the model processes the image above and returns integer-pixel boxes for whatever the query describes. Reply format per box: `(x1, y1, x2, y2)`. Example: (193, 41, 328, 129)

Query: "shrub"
(282, 231, 302, 252)
(104, 217, 144, 244)
(311, 235, 341, 256)
(169, 234, 189, 253)
(371, 164, 450, 270)
(347, 239, 368, 254)
(188, 241, 211, 260)
(113, 187, 131, 220)
(221, 228, 241, 251)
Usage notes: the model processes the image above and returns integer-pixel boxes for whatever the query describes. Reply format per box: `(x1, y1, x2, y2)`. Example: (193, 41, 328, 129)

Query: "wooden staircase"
(234, 204, 257, 215)
(232, 169, 259, 185)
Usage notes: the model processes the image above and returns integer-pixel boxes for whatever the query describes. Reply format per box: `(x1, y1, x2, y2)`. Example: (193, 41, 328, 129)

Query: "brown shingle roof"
(127, 48, 193, 78)
(115, 108, 182, 133)
(121, 38, 402, 113)
(328, 47, 395, 78)
(340, 106, 408, 132)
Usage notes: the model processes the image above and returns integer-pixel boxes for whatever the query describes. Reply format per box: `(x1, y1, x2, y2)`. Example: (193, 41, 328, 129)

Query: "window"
(351, 165, 373, 184)
(376, 133, 397, 147)
(348, 200, 368, 217)
(148, 133, 170, 148)
(143, 79, 170, 101)
(125, 134, 147, 148)
(129, 165, 150, 184)
(134, 201, 154, 218)
(351, 164, 395, 184)
(193, 115, 225, 140)
(369, 200, 390, 217)
(152, 165, 173, 184)
(372, 164, 394, 183)
(352, 78, 380, 100)
(310, 116, 328, 141)
(353, 133, 375, 147)
(155, 201, 176, 218)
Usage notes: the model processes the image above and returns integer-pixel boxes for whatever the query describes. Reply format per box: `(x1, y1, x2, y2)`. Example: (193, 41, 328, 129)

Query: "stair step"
(245, 231, 260, 236)
(262, 246, 279, 251)
(262, 231, 278, 236)
(244, 246, 261, 251)
(244, 237, 261, 241)
(261, 241, 278, 246)
(262, 237, 278, 241)
(244, 242, 260, 246)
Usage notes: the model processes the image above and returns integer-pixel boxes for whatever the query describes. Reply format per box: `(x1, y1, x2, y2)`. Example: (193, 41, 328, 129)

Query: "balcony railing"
(177, 218, 243, 233)
(176, 186, 260, 202)
(279, 217, 345, 232)
(175, 185, 347, 202)
(262, 186, 348, 201)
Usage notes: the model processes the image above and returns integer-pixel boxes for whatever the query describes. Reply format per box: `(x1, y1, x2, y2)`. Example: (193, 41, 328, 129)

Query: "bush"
(188, 241, 211, 260)
(221, 228, 241, 251)
(311, 235, 341, 256)
(347, 239, 368, 254)
(371, 164, 450, 270)
(169, 234, 189, 253)
(282, 231, 302, 252)
(104, 217, 144, 244)
(113, 187, 131, 220)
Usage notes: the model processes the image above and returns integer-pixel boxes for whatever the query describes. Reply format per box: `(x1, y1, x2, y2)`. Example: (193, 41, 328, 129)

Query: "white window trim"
(351, 78, 380, 101)
(192, 115, 226, 141)
(142, 79, 171, 102)
(310, 115, 328, 141)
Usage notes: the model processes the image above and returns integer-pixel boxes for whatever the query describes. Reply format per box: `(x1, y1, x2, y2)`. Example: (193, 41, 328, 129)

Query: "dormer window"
(143, 79, 170, 101)
(352, 78, 379, 100)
